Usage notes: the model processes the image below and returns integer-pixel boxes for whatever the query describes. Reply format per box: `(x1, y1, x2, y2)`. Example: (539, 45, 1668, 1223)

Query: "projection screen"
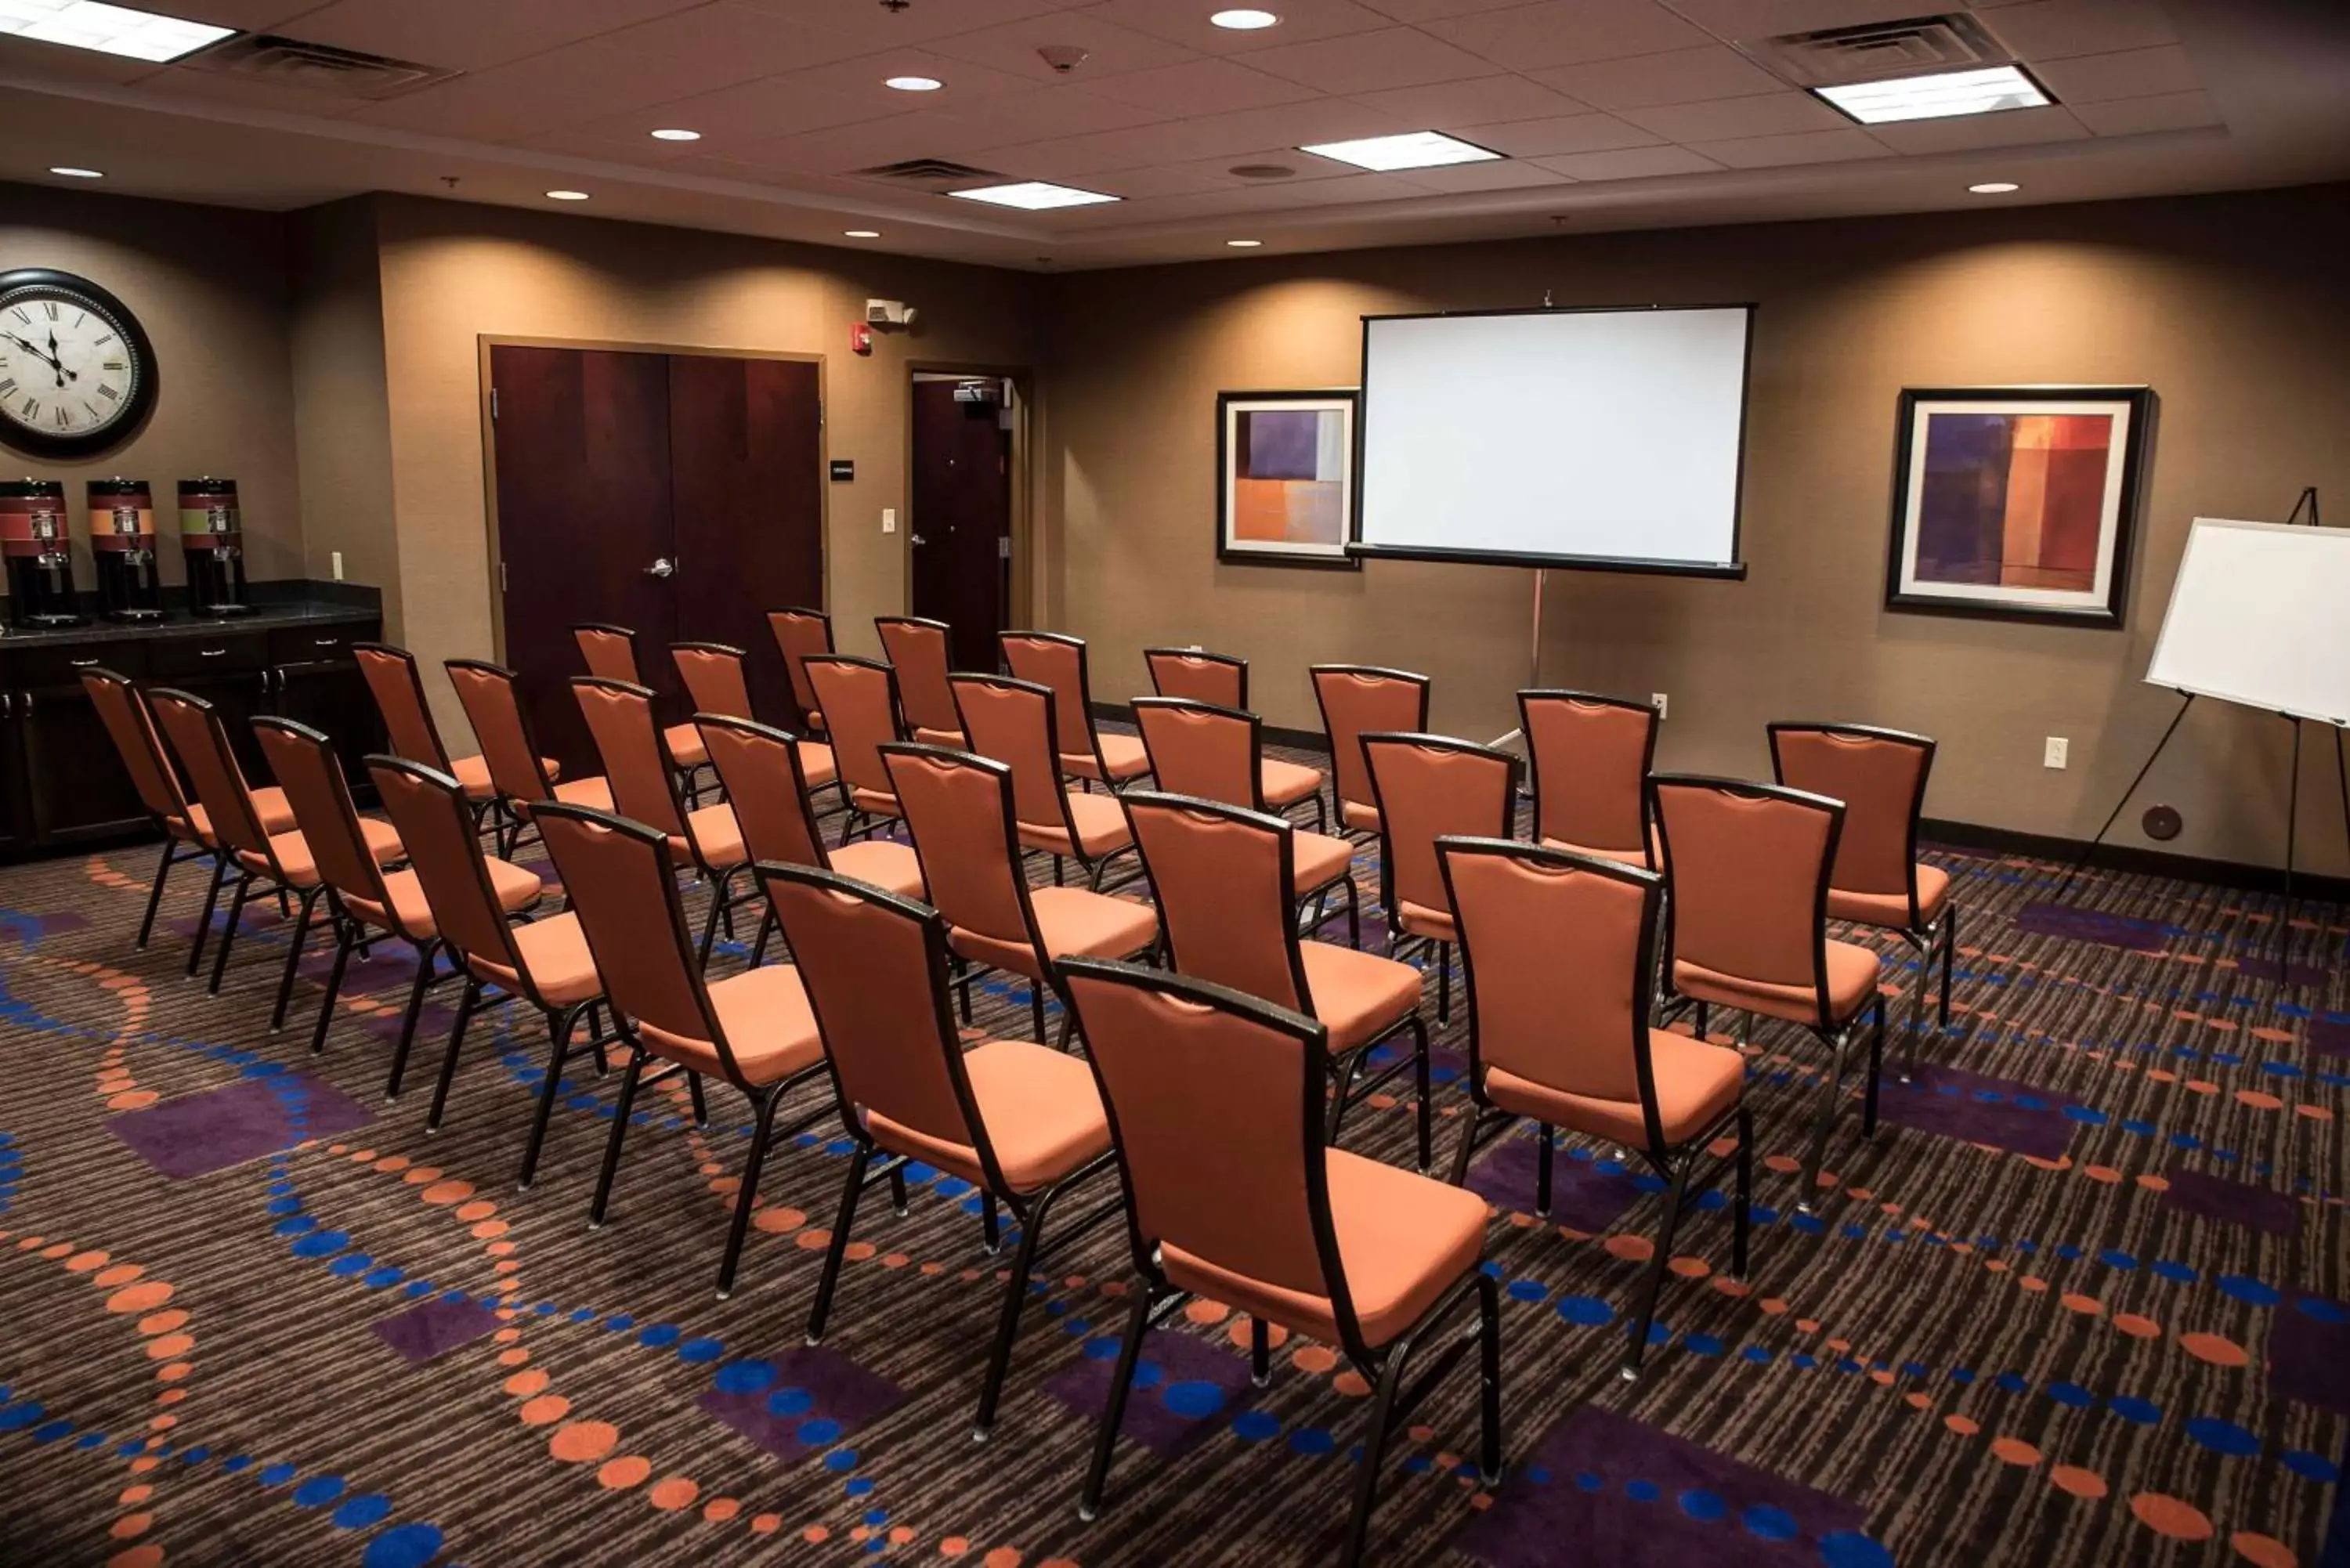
(1354, 305, 1752, 576)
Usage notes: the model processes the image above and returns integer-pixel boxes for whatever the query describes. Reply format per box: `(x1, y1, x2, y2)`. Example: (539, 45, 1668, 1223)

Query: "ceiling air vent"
(1747, 13, 2010, 88)
(1229, 163, 1296, 180)
(856, 158, 1003, 183)
(186, 34, 458, 99)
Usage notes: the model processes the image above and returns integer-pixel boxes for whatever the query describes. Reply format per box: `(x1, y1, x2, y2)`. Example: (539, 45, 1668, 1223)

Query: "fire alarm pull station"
(851, 321, 873, 356)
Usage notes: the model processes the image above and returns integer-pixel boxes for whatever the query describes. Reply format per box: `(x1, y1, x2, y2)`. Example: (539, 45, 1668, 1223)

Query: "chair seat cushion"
(514, 776, 612, 818)
(798, 741, 839, 791)
(187, 784, 297, 844)
(1260, 758, 1325, 809)
(1485, 1028, 1743, 1152)
(472, 910, 600, 1007)
(870, 1039, 1110, 1196)
(345, 855, 542, 938)
(685, 802, 747, 869)
(638, 963, 822, 1086)
(829, 839, 926, 900)
(913, 724, 966, 748)
(1300, 941, 1420, 1053)
(1340, 797, 1379, 833)
(1538, 823, 1659, 872)
(1674, 939, 1880, 1029)
(239, 817, 403, 887)
(1292, 830, 1354, 897)
(451, 753, 559, 802)
(1017, 789, 1133, 860)
(663, 722, 710, 770)
(1162, 1148, 1484, 1349)
(1396, 897, 1456, 943)
(850, 786, 900, 820)
(950, 887, 1157, 984)
(1063, 732, 1152, 782)
(1827, 863, 1950, 931)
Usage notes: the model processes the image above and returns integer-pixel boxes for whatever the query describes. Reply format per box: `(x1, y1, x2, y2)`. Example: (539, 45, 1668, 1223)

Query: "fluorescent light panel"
(1299, 130, 1499, 172)
(1815, 65, 2050, 125)
(0, 0, 232, 62)
(949, 181, 1118, 211)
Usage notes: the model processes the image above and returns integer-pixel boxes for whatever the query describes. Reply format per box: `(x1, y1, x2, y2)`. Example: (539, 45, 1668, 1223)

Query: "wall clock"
(0, 268, 157, 460)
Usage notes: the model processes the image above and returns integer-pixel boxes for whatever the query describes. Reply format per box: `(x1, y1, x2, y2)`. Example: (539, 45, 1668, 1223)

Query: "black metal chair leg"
(890, 1164, 909, 1216)
(1447, 1106, 1496, 1188)
(749, 908, 777, 968)
(1476, 1274, 1504, 1485)
(382, 940, 439, 1098)
(1250, 1316, 1271, 1388)
(1029, 983, 1047, 1046)
(1622, 1161, 1693, 1379)
(1898, 930, 1927, 1086)
(982, 1191, 1003, 1255)
(696, 866, 732, 967)
(974, 1187, 1056, 1437)
(1345, 873, 1361, 949)
(186, 854, 226, 976)
(586, 1050, 647, 1228)
(1437, 941, 1452, 1023)
(1864, 995, 1887, 1136)
(517, 1003, 581, 1190)
(308, 916, 356, 1055)
(1940, 908, 1958, 1027)
(1535, 1124, 1554, 1217)
(207, 873, 255, 995)
(687, 1071, 710, 1127)
(1730, 1107, 1753, 1279)
(1341, 1345, 1412, 1568)
(716, 1089, 783, 1299)
(806, 1145, 873, 1343)
(427, 978, 482, 1133)
(269, 886, 324, 1031)
(136, 840, 177, 950)
(1079, 1288, 1156, 1520)
(1411, 1013, 1433, 1172)
(1796, 1025, 1853, 1214)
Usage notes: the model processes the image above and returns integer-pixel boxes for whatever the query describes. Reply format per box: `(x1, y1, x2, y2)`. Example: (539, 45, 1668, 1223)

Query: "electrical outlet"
(881, 508, 896, 535)
(330, 550, 344, 581)
(1652, 692, 1668, 721)
(2044, 736, 2069, 770)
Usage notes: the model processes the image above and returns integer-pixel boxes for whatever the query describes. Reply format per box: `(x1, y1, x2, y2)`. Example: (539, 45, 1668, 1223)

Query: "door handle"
(910, 534, 927, 547)
(645, 557, 675, 579)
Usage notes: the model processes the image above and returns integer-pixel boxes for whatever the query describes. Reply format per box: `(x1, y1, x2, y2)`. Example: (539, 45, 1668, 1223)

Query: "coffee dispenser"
(88, 477, 165, 622)
(178, 476, 251, 617)
(2, 479, 89, 629)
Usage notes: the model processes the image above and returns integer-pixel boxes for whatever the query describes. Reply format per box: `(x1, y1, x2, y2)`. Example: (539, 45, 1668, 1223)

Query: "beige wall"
(0, 181, 302, 591)
(288, 197, 400, 625)
(1042, 184, 2350, 874)
(368, 194, 1045, 732)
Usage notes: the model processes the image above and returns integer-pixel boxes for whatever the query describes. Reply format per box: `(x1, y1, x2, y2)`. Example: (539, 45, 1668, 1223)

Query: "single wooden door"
(910, 378, 1013, 674)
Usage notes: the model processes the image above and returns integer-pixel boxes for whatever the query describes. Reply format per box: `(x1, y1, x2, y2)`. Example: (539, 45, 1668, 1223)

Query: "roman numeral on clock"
(98, 383, 118, 400)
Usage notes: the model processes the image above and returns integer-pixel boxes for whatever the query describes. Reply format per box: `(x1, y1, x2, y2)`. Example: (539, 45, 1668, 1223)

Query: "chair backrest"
(1131, 698, 1262, 811)
(1124, 793, 1304, 1012)
(1144, 648, 1248, 710)
(672, 641, 756, 721)
(1362, 733, 1518, 922)
(253, 718, 387, 905)
(1651, 775, 1842, 1000)
(759, 865, 991, 1171)
(366, 757, 524, 970)
(445, 660, 559, 805)
(1000, 630, 1100, 765)
(146, 688, 273, 865)
(352, 643, 454, 770)
(1057, 959, 1366, 1354)
(81, 669, 189, 826)
(571, 677, 685, 837)
(1439, 836, 1666, 1147)
(1520, 689, 1658, 861)
(880, 743, 1036, 958)
(694, 715, 830, 872)
(535, 803, 737, 1078)
(804, 656, 902, 796)
(1311, 665, 1430, 822)
(573, 623, 642, 685)
(876, 616, 962, 737)
(949, 674, 1072, 838)
(1770, 724, 1934, 917)
(767, 606, 834, 728)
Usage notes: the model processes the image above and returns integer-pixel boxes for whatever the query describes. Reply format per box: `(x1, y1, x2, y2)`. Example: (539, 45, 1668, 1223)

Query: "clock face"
(0, 269, 157, 459)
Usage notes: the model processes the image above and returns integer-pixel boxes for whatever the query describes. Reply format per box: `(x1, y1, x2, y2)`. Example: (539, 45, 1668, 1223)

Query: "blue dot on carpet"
(1625, 1479, 1660, 1502)
(292, 1476, 345, 1508)
(1744, 1504, 1799, 1541)
(675, 1336, 725, 1364)
(797, 1418, 844, 1447)
(2185, 1417, 2261, 1457)
(766, 1388, 814, 1418)
(259, 1462, 298, 1486)
(332, 1494, 394, 1530)
(1679, 1489, 1727, 1521)
(1162, 1382, 1225, 1419)
(362, 1523, 443, 1568)
(1289, 1428, 1336, 1456)
(2108, 1396, 2160, 1425)
(1232, 1411, 1280, 1442)
(1556, 1295, 1614, 1327)
(714, 1360, 774, 1395)
(1818, 1530, 1895, 1568)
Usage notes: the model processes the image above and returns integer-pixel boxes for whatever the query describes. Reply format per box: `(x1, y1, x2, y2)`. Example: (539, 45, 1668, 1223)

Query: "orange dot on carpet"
(794, 1229, 833, 1250)
(598, 1455, 651, 1490)
(504, 1368, 550, 1397)
(549, 1421, 620, 1463)
(703, 1498, 740, 1523)
(455, 1200, 498, 1222)
(2113, 1313, 2161, 1339)
(65, 1249, 110, 1273)
(1990, 1437, 2041, 1466)
(2059, 1293, 2102, 1317)
(107, 1547, 164, 1568)
(2049, 1465, 2106, 1499)
(498, 1348, 530, 1367)
(2131, 1493, 2214, 1541)
(145, 1333, 195, 1360)
(107, 1092, 160, 1111)
(518, 1395, 570, 1425)
(985, 1551, 1022, 1568)
(154, 1364, 190, 1384)
(754, 1207, 808, 1234)
(2231, 1530, 2298, 1568)
(804, 1526, 832, 1544)
(1292, 1346, 1337, 1375)
(1604, 1235, 1654, 1262)
(748, 1514, 781, 1534)
(2180, 1331, 2248, 1367)
(137, 1310, 189, 1337)
(471, 1219, 510, 1240)
(106, 1281, 173, 1315)
(1943, 1414, 1979, 1436)
(1333, 1371, 1372, 1397)
(109, 1513, 153, 1539)
(647, 1476, 699, 1511)
(92, 1263, 143, 1288)
(1185, 1300, 1230, 1326)
(942, 1538, 971, 1557)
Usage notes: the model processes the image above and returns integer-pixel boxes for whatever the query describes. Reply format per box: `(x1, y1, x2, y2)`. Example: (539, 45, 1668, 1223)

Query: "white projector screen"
(2144, 517, 2350, 726)
(1354, 305, 1752, 576)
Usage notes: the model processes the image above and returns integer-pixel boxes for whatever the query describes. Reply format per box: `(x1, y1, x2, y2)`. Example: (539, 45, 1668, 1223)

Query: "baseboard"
(1923, 817, 2348, 903)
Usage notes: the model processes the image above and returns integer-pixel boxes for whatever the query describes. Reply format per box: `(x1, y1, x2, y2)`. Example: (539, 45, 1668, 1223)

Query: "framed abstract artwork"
(1217, 389, 1360, 569)
(1885, 385, 2155, 627)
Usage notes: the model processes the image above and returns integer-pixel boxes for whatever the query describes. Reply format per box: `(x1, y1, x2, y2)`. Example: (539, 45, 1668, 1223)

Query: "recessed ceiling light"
(48, 165, 104, 179)
(885, 75, 942, 92)
(1210, 8, 1279, 27)
(649, 128, 701, 142)
(545, 190, 591, 201)
(844, 229, 881, 238)
(1226, 238, 1263, 247)
(1815, 66, 2051, 125)
(0, 1, 233, 63)
(1299, 130, 1500, 172)
(949, 181, 1119, 211)
(1969, 181, 2021, 194)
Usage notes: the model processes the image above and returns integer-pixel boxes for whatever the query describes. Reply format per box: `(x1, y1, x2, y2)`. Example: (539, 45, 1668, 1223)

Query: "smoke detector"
(1037, 44, 1090, 74)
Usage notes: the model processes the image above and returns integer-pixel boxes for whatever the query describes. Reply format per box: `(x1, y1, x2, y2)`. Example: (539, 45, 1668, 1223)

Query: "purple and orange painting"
(1219, 392, 1357, 566)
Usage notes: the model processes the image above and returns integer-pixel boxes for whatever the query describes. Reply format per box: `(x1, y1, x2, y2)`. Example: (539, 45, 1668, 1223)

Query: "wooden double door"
(488, 345, 822, 775)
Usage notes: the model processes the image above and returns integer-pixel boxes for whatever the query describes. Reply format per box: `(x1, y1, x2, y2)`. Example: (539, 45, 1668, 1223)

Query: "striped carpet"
(0, 759, 2344, 1568)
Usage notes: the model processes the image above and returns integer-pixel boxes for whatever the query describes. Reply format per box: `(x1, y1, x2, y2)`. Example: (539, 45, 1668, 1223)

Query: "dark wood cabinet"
(273, 659, 382, 785)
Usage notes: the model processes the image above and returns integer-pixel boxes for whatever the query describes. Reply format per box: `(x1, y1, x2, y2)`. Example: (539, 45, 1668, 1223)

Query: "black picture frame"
(1216, 388, 1361, 571)
(0, 267, 160, 461)
(1884, 385, 2156, 629)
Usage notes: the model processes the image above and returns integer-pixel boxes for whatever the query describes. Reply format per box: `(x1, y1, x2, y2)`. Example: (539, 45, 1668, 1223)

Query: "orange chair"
(1133, 696, 1338, 868)
(573, 623, 713, 801)
(445, 659, 611, 855)
(1650, 775, 1887, 1211)
(1362, 732, 1518, 1024)
(804, 655, 906, 845)
(1055, 958, 1501, 1563)
(1439, 835, 1749, 1377)
(766, 864, 1122, 1433)
(881, 743, 1157, 1047)
(952, 673, 1139, 893)
(1770, 723, 1951, 1083)
(537, 804, 836, 1297)
(1520, 690, 1658, 869)
(572, 677, 751, 966)
(1311, 665, 1429, 837)
(83, 667, 295, 967)
(1000, 630, 1151, 789)
(767, 605, 834, 738)
(1144, 646, 1246, 709)
(369, 758, 609, 1187)
(678, 638, 841, 805)
(876, 616, 967, 746)
(353, 641, 527, 819)
(1126, 793, 1428, 1166)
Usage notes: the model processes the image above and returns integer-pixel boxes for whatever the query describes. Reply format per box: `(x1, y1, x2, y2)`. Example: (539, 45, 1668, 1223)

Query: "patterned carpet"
(0, 750, 2345, 1568)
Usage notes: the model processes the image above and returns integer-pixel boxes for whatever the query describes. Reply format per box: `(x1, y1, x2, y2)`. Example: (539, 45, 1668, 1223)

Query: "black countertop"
(0, 597, 378, 650)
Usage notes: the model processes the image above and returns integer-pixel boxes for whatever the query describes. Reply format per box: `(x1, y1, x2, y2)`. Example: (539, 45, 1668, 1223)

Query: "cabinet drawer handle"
(69, 658, 99, 668)
(314, 638, 341, 648)
(199, 648, 226, 658)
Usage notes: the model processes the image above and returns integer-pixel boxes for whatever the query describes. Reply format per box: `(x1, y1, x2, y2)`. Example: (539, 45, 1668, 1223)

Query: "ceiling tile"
(280, 0, 714, 72)
(1617, 90, 1847, 141)
(1354, 0, 1536, 18)
(935, 85, 1174, 151)
(1239, 27, 1499, 94)
(1349, 73, 1589, 126)
(1425, 1, 1713, 70)
(1074, 0, 1396, 55)
(2032, 45, 2200, 103)
(1864, 103, 2090, 152)
(1530, 45, 1788, 110)
(0, 37, 188, 88)
(1658, 0, 1943, 40)
(1159, 97, 1414, 157)
(588, 3, 880, 75)
(920, 10, 1202, 84)
(1166, 148, 1360, 184)
(343, 37, 778, 139)
(970, 131, 1164, 179)
(1395, 157, 1571, 191)
(1973, 0, 2178, 62)
(1692, 127, 1890, 167)
(1082, 164, 1238, 197)
(535, 78, 892, 150)
(2070, 89, 2222, 135)
(136, 62, 380, 117)
(1080, 57, 1324, 116)
(1529, 144, 1724, 179)
(1454, 111, 1663, 157)
(1267, 171, 1434, 204)
(141, 1, 334, 28)
(725, 109, 997, 175)
(730, 0, 1068, 47)
(761, 46, 1043, 109)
